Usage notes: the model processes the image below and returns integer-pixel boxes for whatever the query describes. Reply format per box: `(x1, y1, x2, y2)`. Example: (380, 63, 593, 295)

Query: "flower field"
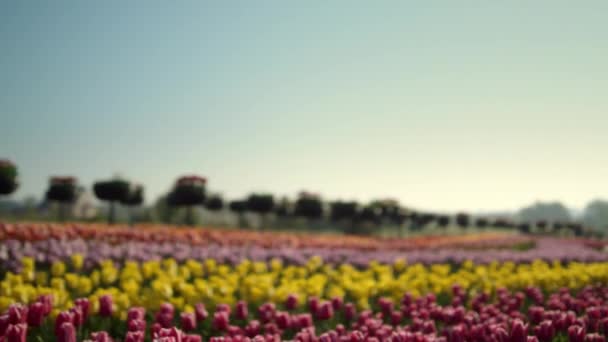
(1, 223, 608, 341)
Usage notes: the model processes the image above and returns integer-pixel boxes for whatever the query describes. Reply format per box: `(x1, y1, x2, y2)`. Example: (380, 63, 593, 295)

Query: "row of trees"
(0, 159, 604, 237)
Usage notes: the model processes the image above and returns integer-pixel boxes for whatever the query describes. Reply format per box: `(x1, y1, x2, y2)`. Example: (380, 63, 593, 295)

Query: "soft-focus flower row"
(1, 237, 606, 273)
(0, 222, 531, 251)
(1, 258, 608, 341)
(2, 257, 608, 316)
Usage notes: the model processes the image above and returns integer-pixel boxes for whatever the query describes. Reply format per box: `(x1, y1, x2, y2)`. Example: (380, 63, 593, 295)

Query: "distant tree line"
(1, 159, 607, 238)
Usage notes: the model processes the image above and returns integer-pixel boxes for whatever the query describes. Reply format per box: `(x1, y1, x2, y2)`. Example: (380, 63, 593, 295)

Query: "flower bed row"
(2, 281, 608, 341)
(0, 222, 531, 251)
(0, 238, 605, 272)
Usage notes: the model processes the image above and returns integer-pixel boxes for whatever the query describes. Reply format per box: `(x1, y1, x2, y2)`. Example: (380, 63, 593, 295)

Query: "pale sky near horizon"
(1, 1, 607, 212)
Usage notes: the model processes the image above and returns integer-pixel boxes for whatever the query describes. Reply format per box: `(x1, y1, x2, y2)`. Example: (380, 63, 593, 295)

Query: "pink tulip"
(37, 294, 54, 315)
(344, 303, 357, 321)
(585, 334, 606, 342)
(316, 301, 334, 320)
(510, 318, 528, 342)
(90, 331, 113, 342)
(534, 321, 555, 342)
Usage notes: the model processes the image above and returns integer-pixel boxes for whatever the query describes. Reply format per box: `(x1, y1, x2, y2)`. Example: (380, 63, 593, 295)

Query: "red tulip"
(0, 314, 9, 336)
(585, 334, 606, 342)
(331, 297, 343, 311)
(286, 294, 298, 310)
(510, 318, 528, 342)
(5, 323, 27, 342)
(99, 295, 114, 317)
(7, 304, 27, 324)
(181, 312, 197, 331)
(160, 303, 175, 317)
(316, 301, 334, 320)
(236, 301, 249, 320)
(569, 325, 586, 342)
(127, 307, 146, 322)
(534, 321, 555, 342)
(213, 311, 229, 331)
(55, 311, 73, 337)
(38, 294, 54, 315)
(27, 302, 45, 327)
(75, 298, 90, 322)
(125, 331, 145, 342)
(344, 303, 357, 321)
(128, 319, 147, 332)
(57, 322, 77, 342)
(90, 331, 113, 342)
(184, 335, 203, 342)
(195, 303, 208, 322)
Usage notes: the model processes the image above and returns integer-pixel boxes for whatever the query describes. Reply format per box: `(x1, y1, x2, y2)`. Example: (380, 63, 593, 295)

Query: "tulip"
(70, 305, 83, 327)
(331, 297, 344, 310)
(275, 312, 291, 330)
(344, 303, 357, 321)
(5, 323, 27, 342)
(510, 318, 528, 342)
(236, 301, 249, 320)
(128, 319, 147, 332)
(0, 314, 9, 336)
(184, 335, 203, 342)
(585, 334, 606, 342)
(534, 321, 555, 342)
(600, 317, 608, 335)
(128, 307, 146, 322)
(308, 296, 320, 314)
(99, 294, 114, 317)
(569, 325, 586, 342)
(316, 301, 334, 320)
(38, 294, 53, 315)
(27, 302, 45, 327)
(181, 312, 197, 331)
(55, 311, 73, 337)
(528, 306, 544, 325)
(160, 303, 175, 317)
(156, 312, 174, 328)
(195, 303, 208, 322)
(216, 303, 231, 315)
(125, 331, 145, 342)
(8, 304, 27, 324)
(57, 322, 77, 342)
(75, 298, 90, 322)
(245, 320, 261, 337)
(213, 311, 229, 331)
(90, 331, 113, 342)
(285, 294, 298, 310)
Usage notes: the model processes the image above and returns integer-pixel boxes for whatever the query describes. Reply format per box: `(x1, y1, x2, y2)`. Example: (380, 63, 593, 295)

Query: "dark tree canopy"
(229, 200, 248, 214)
(437, 215, 450, 227)
(475, 218, 488, 228)
(330, 201, 358, 222)
(246, 194, 274, 214)
(168, 175, 206, 207)
(0, 160, 18, 195)
(122, 184, 144, 206)
(294, 193, 323, 219)
(205, 195, 224, 211)
(274, 198, 293, 217)
(46, 177, 78, 203)
(455, 213, 470, 228)
(93, 179, 131, 203)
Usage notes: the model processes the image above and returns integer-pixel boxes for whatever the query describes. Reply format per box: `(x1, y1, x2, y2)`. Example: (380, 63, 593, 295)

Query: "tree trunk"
(109, 201, 115, 224)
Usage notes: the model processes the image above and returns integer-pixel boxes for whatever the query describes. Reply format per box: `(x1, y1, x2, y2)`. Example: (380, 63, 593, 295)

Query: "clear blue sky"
(1, 1, 607, 212)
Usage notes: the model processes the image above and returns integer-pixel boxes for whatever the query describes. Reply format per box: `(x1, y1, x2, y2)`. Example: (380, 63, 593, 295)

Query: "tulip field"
(1, 223, 608, 341)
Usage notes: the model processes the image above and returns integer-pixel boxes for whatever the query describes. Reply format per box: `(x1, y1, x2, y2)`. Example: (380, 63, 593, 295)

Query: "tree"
(455, 213, 470, 229)
(437, 215, 450, 228)
(229, 199, 248, 228)
(475, 217, 488, 229)
(518, 201, 571, 224)
(0, 160, 18, 196)
(93, 179, 131, 224)
(205, 195, 224, 211)
(168, 175, 206, 226)
(46, 176, 79, 221)
(294, 192, 324, 221)
(121, 184, 144, 226)
(518, 222, 531, 234)
(246, 193, 274, 229)
(582, 199, 608, 232)
(274, 197, 293, 218)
